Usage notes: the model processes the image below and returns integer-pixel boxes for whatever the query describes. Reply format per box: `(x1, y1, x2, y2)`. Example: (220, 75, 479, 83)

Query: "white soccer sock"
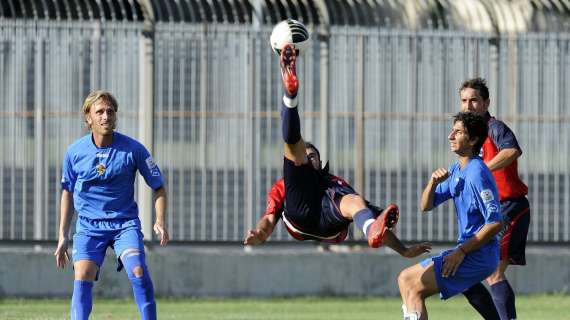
(404, 311, 421, 320)
(402, 304, 421, 320)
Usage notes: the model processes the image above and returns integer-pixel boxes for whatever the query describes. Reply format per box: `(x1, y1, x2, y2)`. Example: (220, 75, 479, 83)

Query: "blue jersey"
(433, 157, 502, 244)
(61, 131, 164, 220)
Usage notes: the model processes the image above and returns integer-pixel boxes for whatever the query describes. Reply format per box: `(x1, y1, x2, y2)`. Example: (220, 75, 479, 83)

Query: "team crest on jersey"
(480, 189, 494, 202)
(96, 164, 106, 175)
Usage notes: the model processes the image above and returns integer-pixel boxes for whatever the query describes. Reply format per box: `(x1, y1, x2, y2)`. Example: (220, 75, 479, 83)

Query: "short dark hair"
(304, 141, 320, 158)
(453, 112, 488, 155)
(460, 77, 489, 101)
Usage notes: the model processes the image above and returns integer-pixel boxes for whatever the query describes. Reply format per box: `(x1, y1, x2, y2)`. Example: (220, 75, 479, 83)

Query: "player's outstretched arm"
(55, 190, 73, 268)
(382, 229, 432, 258)
(153, 186, 169, 246)
(244, 214, 278, 246)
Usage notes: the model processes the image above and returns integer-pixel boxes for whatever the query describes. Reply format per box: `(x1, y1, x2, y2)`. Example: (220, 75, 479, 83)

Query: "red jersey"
(264, 179, 286, 217)
(482, 114, 528, 201)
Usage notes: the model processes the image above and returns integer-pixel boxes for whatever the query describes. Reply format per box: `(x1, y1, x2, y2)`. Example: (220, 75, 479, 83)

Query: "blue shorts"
(72, 216, 145, 270)
(420, 242, 499, 300)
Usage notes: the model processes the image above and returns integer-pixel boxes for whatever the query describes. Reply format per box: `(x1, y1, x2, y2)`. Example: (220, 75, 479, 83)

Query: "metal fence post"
(34, 25, 45, 240)
(138, 32, 154, 240)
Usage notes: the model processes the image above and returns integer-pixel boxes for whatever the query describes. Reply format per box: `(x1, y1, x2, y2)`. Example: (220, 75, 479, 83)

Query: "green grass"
(1, 295, 570, 319)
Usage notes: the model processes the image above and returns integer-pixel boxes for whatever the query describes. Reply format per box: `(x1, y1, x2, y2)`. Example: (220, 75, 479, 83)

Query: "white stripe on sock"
(362, 219, 375, 237)
(283, 95, 298, 108)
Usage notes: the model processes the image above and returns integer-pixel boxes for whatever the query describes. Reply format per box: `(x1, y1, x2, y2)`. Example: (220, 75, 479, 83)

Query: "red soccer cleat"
(368, 204, 400, 248)
(280, 44, 298, 97)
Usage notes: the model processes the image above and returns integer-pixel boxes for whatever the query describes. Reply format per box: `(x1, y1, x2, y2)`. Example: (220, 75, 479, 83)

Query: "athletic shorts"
(420, 242, 499, 300)
(499, 197, 530, 265)
(283, 157, 351, 238)
(72, 216, 145, 272)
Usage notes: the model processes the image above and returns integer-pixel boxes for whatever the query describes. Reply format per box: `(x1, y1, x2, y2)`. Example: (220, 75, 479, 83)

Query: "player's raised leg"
(339, 194, 400, 248)
(280, 43, 307, 164)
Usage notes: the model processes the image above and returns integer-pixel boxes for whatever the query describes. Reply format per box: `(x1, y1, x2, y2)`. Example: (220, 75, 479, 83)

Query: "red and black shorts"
(499, 197, 530, 265)
(282, 158, 351, 240)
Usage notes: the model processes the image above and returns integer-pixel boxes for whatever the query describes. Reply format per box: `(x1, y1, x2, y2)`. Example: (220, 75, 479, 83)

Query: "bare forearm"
(420, 181, 436, 212)
(459, 222, 502, 253)
(382, 229, 406, 255)
(486, 148, 520, 171)
(256, 215, 277, 239)
(154, 187, 167, 223)
(59, 191, 74, 238)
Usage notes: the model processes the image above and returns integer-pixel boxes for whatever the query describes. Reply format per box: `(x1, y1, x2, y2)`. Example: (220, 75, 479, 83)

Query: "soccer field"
(1, 295, 569, 320)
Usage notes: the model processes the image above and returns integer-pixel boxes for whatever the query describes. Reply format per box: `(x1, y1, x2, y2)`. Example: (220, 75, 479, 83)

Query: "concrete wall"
(1, 243, 569, 298)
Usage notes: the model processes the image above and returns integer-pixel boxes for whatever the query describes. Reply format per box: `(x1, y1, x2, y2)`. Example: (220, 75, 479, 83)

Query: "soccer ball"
(270, 19, 310, 55)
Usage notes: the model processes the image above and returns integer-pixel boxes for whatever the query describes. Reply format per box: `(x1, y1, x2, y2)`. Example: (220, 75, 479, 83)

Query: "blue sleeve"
(433, 178, 452, 207)
(489, 120, 521, 153)
(470, 169, 502, 224)
(135, 144, 164, 190)
(60, 150, 76, 192)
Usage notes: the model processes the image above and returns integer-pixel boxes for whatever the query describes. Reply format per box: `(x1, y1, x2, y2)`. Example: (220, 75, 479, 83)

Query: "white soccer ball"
(270, 19, 310, 55)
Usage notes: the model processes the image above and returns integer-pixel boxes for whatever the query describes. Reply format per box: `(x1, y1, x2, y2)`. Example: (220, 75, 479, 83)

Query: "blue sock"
(463, 282, 500, 320)
(281, 100, 301, 144)
(71, 280, 93, 320)
(353, 208, 376, 236)
(130, 273, 157, 320)
(122, 252, 157, 320)
(490, 280, 516, 320)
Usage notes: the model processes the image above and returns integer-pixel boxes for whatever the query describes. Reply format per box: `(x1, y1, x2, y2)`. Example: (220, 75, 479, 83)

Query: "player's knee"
(120, 249, 147, 279)
(132, 265, 144, 278)
(75, 269, 97, 281)
(74, 261, 98, 281)
(398, 269, 414, 290)
(398, 269, 426, 296)
(340, 194, 367, 216)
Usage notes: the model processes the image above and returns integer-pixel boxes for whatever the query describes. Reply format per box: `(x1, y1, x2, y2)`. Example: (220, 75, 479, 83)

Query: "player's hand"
(441, 248, 466, 278)
(402, 242, 432, 258)
(243, 229, 267, 246)
(153, 221, 169, 246)
(54, 237, 70, 269)
(430, 168, 449, 185)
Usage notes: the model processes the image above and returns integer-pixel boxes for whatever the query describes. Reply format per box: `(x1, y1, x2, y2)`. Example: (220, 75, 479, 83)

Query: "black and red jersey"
(263, 175, 355, 218)
(482, 113, 528, 201)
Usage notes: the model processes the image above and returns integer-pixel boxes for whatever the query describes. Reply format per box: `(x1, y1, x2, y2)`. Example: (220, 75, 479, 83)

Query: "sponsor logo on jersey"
(480, 189, 494, 202)
(96, 153, 109, 158)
